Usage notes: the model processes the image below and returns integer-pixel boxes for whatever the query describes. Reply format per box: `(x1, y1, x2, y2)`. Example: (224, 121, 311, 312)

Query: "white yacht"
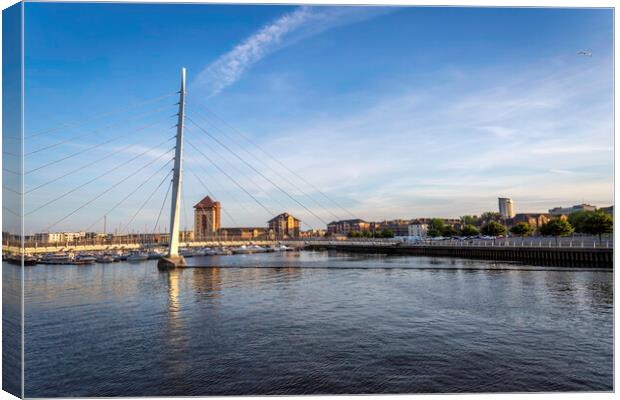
(127, 252, 149, 262)
(232, 245, 253, 254)
(41, 253, 74, 265)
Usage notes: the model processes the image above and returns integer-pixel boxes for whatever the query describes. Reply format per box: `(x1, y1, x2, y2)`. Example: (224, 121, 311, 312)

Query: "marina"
(3, 243, 297, 266)
(11, 251, 613, 396)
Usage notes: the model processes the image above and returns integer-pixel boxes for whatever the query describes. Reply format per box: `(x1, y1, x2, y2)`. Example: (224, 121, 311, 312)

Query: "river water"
(9, 251, 613, 396)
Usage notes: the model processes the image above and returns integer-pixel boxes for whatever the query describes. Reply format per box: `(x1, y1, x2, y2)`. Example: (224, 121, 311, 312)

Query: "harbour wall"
(306, 243, 613, 269)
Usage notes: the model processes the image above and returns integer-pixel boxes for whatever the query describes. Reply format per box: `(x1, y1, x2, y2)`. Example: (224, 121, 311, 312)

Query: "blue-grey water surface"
(14, 251, 613, 396)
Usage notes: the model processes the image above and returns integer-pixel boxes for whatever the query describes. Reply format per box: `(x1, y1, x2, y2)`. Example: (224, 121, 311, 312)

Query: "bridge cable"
(43, 153, 174, 231)
(189, 106, 342, 222)
(186, 139, 275, 218)
(25, 105, 173, 156)
(187, 117, 327, 227)
(186, 158, 254, 220)
(2, 206, 20, 218)
(3, 185, 22, 196)
(84, 161, 173, 232)
(186, 142, 316, 232)
(184, 129, 292, 217)
(3, 169, 21, 176)
(26, 139, 174, 216)
(188, 101, 359, 220)
(152, 179, 173, 235)
(26, 132, 175, 193)
(187, 167, 239, 227)
(181, 177, 190, 235)
(25, 91, 177, 140)
(25, 120, 175, 175)
(120, 168, 175, 234)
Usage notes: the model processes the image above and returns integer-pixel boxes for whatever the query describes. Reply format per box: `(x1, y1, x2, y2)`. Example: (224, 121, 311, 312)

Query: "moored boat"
(147, 250, 164, 259)
(74, 254, 96, 265)
(24, 254, 39, 265)
(96, 254, 115, 263)
(273, 244, 293, 252)
(232, 245, 253, 254)
(41, 253, 74, 265)
(127, 252, 149, 262)
(6, 254, 38, 266)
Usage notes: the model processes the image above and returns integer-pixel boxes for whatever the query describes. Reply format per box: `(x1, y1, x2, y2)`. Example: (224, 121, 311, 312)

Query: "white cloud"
(235, 58, 614, 220)
(193, 6, 386, 97)
(532, 145, 613, 155)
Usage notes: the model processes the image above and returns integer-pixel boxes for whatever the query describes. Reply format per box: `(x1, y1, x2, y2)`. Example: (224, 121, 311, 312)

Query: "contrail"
(193, 6, 388, 97)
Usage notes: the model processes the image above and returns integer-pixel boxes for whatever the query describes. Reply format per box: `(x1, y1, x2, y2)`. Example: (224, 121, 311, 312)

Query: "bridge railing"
(6, 235, 614, 254)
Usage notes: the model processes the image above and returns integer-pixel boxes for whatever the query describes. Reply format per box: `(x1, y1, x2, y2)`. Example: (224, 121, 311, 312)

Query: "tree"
(582, 211, 613, 244)
(479, 211, 502, 226)
(427, 218, 446, 237)
(460, 215, 479, 226)
(380, 228, 394, 238)
(510, 222, 533, 243)
(442, 225, 458, 237)
(568, 210, 589, 233)
(460, 224, 479, 237)
(539, 219, 574, 245)
(480, 221, 507, 237)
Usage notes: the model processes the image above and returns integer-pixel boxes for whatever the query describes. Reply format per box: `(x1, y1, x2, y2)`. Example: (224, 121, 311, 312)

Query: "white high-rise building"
(498, 197, 515, 218)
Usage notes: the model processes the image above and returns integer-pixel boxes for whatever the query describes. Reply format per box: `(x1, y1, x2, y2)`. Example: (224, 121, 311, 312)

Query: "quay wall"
(307, 244, 613, 269)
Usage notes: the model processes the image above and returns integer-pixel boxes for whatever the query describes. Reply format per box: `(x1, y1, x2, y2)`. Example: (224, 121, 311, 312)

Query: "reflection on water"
(12, 251, 613, 396)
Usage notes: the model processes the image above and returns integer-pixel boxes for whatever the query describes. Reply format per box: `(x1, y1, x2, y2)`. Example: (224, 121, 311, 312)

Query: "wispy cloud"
(193, 6, 386, 97)
(532, 145, 613, 155)
(234, 57, 614, 220)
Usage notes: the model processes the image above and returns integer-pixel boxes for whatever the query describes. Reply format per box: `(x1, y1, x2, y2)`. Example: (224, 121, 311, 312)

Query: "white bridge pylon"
(158, 67, 187, 269)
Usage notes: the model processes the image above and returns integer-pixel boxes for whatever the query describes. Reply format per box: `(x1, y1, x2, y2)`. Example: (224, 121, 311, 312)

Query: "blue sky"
(21, 3, 613, 233)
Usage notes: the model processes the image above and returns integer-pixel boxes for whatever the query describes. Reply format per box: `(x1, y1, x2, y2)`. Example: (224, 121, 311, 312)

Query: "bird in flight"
(577, 50, 592, 57)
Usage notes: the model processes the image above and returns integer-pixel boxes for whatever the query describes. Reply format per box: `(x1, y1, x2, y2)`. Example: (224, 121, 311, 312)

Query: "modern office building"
(193, 195, 221, 240)
(498, 197, 516, 218)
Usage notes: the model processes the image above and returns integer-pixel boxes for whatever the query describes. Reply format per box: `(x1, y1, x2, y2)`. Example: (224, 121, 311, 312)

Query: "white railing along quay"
(306, 237, 613, 249)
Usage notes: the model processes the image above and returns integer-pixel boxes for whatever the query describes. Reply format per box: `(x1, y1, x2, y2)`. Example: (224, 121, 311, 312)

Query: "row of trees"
(459, 212, 503, 227)
(432, 210, 613, 243)
(512, 210, 613, 243)
(344, 210, 612, 243)
(427, 218, 508, 238)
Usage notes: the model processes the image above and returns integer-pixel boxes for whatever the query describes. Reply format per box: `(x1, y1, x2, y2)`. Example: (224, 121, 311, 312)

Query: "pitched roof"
(194, 195, 219, 209)
(267, 212, 301, 223)
(327, 219, 368, 225)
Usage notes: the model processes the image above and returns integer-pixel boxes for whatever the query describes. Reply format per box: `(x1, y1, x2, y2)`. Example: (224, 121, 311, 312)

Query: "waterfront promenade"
(4, 235, 613, 269)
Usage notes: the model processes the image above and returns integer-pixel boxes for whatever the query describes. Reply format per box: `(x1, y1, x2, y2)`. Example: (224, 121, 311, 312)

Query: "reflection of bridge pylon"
(158, 68, 187, 270)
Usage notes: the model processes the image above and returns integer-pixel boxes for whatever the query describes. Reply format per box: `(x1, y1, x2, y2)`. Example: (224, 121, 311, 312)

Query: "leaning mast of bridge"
(158, 67, 187, 270)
